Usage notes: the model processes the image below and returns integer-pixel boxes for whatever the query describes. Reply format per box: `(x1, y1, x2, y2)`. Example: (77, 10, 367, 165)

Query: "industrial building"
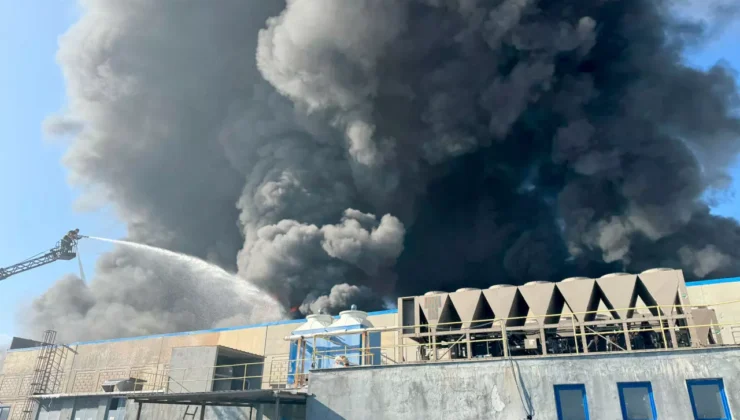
(0, 268, 739, 419)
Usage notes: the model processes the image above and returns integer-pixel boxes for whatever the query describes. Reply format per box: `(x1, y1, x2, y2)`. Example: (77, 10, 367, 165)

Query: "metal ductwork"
(448, 289, 483, 329)
(518, 281, 565, 326)
(557, 277, 599, 322)
(637, 268, 683, 316)
(101, 378, 144, 393)
(596, 273, 639, 320)
(418, 291, 448, 330)
(397, 268, 704, 359)
(482, 285, 528, 327)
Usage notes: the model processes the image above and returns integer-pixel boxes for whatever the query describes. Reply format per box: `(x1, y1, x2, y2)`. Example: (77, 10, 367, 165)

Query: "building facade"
(0, 270, 738, 420)
(308, 347, 739, 420)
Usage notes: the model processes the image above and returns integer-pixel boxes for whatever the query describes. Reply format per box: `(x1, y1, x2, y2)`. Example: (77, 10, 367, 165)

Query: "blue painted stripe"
(7, 277, 739, 353)
(7, 308, 400, 352)
(686, 276, 740, 287)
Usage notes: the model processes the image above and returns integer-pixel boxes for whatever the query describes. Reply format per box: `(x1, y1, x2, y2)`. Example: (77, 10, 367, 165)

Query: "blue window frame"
(554, 384, 589, 420)
(0, 406, 10, 420)
(618, 382, 657, 420)
(687, 379, 731, 420)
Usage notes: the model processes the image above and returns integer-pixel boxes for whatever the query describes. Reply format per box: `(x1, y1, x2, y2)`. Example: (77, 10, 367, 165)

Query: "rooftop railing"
(1, 299, 739, 398)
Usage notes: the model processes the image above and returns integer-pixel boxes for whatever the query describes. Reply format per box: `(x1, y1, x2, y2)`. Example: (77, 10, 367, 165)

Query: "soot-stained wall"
(307, 347, 740, 420)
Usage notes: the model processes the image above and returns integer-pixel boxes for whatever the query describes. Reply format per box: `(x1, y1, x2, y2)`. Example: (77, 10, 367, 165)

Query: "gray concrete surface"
(307, 347, 740, 420)
(36, 398, 75, 420)
(124, 401, 258, 420)
(35, 397, 111, 420)
(32, 396, 306, 420)
(168, 346, 219, 393)
(124, 399, 305, 420)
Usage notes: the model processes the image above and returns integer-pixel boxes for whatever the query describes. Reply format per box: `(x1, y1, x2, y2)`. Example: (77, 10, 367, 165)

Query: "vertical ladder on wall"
(31, 330, 58, 395)
(18, 330, 62, 420)
(43, 339, 68, 395)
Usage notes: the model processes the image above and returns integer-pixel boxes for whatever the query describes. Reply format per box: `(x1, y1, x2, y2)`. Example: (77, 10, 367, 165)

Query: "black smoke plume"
(26, 0, 740, 341)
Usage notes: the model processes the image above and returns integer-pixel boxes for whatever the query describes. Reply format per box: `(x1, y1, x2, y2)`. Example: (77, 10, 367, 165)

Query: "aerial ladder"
(0, 229, 87, 281)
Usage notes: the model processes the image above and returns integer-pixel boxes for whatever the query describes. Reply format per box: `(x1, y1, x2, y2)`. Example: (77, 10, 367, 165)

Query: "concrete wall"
(168, 346, 219, 393)
(123, 401, 305, 420)
(37, 398, 76, 420)
(31, 396, 306, 420)
(0, 310, 394, 417)
(369, 313, 398, 364)
(307, 347, 740, 420)
(0, 285, 738, 418)
(35, 397, 114, 420)
(124, 401, 257, 420)
(688, 280, 740, 344)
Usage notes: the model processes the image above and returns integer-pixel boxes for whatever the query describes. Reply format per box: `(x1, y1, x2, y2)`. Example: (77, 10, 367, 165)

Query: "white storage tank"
(293, 313, 334, 333)
(329, 307, 375, 329)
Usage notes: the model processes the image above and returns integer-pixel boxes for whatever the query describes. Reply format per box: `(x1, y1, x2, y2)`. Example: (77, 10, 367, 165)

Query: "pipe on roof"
(284, 325, 399, 341)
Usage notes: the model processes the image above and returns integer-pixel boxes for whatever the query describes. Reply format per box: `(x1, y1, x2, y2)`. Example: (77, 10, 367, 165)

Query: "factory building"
(0, 268, 739, 420)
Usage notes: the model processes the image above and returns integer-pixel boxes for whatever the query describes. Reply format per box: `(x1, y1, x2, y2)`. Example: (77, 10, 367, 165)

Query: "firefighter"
(61, 229, 80, 252)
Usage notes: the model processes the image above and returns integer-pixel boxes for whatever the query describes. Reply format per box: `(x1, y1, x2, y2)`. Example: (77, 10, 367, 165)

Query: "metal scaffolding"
(18, 330, 67, 420)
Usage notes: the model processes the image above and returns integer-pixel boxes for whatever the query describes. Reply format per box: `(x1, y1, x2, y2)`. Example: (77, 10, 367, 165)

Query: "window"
(618, 382, 656, 420)
(0, 406, 10, 420)
(687, 379, 731, 420)
(554, 384, 589, 420)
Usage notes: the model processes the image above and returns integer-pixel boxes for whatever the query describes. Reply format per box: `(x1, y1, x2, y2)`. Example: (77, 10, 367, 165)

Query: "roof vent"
(455, 288, 480, 292)
(331, 309, 373, 328)
(561, 277, 590, 283)
(102, 378, 144, 393)
(424, 291, 446, 296)
(523, 280, 551, 286)
(601, 272, 630, 278)
(640, 268, 673, 274)
(293, 313, 333, 332)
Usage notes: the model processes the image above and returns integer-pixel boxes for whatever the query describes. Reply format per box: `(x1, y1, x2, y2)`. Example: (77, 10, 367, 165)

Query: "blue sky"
(0, 2, 125, 347)
(0, 2, 738, 348)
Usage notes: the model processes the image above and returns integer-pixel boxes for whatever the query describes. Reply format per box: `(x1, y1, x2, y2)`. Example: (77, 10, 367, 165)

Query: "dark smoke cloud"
(300, 283, 385, 315)
(240, 209, 404, 307)
(27, 0, 740, 341)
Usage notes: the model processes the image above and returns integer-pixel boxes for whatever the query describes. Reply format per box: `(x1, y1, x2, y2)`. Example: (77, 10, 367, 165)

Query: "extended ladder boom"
(0, 230, 85, 281)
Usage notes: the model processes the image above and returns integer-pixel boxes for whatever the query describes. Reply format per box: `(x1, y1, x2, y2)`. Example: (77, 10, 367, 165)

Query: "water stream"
(87, 236, 286, 325)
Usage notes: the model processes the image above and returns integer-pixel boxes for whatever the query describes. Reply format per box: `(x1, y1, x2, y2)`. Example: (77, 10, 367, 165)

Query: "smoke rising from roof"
(26, 0, 740, 341)
(300, 283, 385, 316)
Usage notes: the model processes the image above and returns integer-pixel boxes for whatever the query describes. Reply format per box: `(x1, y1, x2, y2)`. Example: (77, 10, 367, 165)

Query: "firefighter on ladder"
(60, 229, 81, 253)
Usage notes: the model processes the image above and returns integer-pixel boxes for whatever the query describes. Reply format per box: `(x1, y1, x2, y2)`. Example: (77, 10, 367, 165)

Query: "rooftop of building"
(6, 275, 739, 353)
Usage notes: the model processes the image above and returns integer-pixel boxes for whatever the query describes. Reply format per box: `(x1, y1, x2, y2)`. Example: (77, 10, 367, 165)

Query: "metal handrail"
(2, 299, 739, 397)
